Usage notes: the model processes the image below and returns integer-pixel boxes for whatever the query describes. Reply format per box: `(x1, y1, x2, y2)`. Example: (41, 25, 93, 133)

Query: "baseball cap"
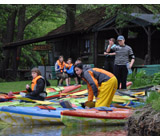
(117, 35, 125, 40)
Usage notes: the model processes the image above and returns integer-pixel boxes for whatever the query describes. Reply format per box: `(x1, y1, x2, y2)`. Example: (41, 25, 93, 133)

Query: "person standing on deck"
(107, 35, 135, 89)
(104, 38, 116, 73)
(74, 63, 118, 107)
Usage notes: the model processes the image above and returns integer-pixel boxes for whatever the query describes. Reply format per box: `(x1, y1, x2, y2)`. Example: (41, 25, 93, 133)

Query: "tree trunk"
(65, 4, 76, 32)
(15, 5, 26, 70)
(1, 9, 17, 78)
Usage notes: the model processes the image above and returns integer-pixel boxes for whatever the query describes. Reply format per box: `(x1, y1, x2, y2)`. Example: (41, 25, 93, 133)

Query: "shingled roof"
(47, 7, 107, 35)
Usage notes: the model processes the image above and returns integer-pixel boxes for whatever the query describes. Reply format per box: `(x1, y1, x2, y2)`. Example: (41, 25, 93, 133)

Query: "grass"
(0, 79, 87, 93)
(146, 91, 160, 111)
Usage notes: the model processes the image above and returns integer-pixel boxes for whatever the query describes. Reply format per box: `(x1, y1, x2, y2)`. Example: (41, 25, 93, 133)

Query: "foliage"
(146, 91, 160, 111)
(127, 70, 152, 88)
(151, 72, 160, 85)
(104, 4, 160, 28)
(128, 70, 160, 89)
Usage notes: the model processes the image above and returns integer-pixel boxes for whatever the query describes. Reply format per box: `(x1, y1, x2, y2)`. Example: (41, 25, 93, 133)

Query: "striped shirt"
(112, 45, 135, 65)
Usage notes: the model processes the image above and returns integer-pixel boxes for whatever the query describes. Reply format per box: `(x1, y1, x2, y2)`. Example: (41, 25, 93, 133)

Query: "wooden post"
(142, 26, 152, 65)
(94, 32, 98, 67)
(147, 26, 151, 64)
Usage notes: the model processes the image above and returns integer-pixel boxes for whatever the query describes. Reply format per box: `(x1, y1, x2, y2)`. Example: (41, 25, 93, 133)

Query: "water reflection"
(0, 122, 127, 136)
(62, 125, 127, 136)
(0, 125, 65, 136)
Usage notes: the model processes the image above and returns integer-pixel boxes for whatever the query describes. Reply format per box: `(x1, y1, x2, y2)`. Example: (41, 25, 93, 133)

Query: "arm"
(83, 71, 99, 99)
(129, 59, 135, 69)
(55, 62, 60, 72)
(28, 79, 45, 96)
(108, 52, 116, 56)
(106, 45, 112, 53)
(128, 47, 135, 68)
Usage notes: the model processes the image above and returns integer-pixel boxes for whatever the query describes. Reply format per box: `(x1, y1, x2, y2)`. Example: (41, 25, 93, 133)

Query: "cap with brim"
(117, 35, 125, 40)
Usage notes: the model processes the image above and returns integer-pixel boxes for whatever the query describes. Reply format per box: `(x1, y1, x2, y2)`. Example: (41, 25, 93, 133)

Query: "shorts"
(56, 72, 68, 80)
(68, 74, 76, 78)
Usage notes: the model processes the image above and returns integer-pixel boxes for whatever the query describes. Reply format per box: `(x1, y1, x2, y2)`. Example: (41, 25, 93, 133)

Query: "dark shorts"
(68, 74, 76, 78)
(56, 72, 68, 79)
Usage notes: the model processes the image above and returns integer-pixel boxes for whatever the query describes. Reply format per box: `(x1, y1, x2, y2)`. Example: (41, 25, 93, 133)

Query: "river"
(0, 122, 127, 136)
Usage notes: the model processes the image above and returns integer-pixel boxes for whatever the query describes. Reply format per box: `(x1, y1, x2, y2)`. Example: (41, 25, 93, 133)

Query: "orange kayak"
(61, 108, 132, 126)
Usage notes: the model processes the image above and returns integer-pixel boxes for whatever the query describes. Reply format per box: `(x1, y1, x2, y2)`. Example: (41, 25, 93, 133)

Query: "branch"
(24, 10, 42, 27)
(137, 4, 153, 14)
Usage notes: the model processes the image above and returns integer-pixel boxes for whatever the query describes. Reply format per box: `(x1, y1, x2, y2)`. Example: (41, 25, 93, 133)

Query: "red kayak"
(61, 108, 132, 126)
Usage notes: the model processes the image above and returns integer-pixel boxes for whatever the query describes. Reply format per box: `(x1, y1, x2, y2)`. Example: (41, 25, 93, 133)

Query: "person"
(25, 68, 47, 101)
(104, 38, 116, 73)
(74, 57, 82, 84)
(55, 56, 69, 86)
(8, 68, 47, 101)
(107, 35, 135, 89)
(75, 57, 82, 65)
(65, 58, 78, 85)
(74, 63, 118, 107)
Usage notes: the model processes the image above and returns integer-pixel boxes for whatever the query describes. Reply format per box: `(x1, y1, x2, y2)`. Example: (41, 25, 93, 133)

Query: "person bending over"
(74, 63, 118, 107)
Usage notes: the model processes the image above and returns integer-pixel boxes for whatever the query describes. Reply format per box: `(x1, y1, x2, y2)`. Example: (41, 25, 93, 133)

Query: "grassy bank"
(146, 91, 160, 111)
(0, 80, 86, 93)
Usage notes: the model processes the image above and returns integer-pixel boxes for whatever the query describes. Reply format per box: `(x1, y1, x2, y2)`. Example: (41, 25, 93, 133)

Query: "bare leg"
(59, 78, 63, 85)
(68, 77, 71, 85)
(74, 77, 78, 84)
(65, 78, 69, 86)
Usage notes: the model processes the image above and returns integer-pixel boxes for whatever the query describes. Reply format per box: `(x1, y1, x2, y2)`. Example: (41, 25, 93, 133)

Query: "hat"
(117, 35, 125, 40)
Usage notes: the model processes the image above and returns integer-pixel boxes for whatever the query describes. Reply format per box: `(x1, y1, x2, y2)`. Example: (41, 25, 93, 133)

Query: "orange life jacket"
(65, 63, 73, 70)
(82, 68, 114, 101)
(57, 60, 66, 73)
(31, 75, 43, 91)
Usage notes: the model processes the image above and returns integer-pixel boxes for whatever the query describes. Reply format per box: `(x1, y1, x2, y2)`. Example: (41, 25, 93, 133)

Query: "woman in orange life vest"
(24, 68, 47, 101)
(65, 58, 78, 85)
(55, 56, 69, 86)
(74, 63, 118, 107)
(8, 68, 47, 101)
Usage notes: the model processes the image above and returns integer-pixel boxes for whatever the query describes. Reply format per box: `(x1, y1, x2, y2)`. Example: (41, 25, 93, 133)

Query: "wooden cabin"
(46, 7, 160, 68)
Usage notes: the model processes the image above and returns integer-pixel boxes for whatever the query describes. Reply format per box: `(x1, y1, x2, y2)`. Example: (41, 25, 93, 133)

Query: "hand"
(84, 101, 95, 108)
(8, 91, 13, 97)
(104, 52, 109, 55)
(26, 84, 30, 89)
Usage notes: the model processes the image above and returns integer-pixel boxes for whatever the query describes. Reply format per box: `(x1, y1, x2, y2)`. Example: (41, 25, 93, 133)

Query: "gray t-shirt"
(112, 45, 135, 65)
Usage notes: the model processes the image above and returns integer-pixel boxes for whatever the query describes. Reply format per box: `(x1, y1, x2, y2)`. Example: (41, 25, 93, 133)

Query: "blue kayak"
(0, 106, 68, 125)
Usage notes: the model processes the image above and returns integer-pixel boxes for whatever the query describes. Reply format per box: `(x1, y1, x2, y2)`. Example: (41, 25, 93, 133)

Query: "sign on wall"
(33, 45, 52, 51)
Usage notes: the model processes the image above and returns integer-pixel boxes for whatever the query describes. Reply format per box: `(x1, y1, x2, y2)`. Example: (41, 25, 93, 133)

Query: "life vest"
(31, 75, 46, 97)
(66, 65, 74, 75)
(65, 63, 73, 70)
(57, 60, 66, 73)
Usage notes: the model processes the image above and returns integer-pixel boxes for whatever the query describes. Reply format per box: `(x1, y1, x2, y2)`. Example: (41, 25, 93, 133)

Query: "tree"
(0, 4, 65, 79)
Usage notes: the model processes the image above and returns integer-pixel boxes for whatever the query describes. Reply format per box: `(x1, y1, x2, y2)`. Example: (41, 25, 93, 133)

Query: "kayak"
(0, 85, 82, 102)
(0, 106, 68, 125)
(61, 107, 132, 126)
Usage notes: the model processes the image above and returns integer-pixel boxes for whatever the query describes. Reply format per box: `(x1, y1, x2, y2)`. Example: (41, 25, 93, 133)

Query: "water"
(0, 122, 127, 136)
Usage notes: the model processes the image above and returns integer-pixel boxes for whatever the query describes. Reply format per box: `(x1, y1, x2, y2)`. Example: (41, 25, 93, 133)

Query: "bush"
(127, 70, 152, 88)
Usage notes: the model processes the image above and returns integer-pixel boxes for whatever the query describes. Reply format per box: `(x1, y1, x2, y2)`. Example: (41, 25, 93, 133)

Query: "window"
(84, 39, 90, 53)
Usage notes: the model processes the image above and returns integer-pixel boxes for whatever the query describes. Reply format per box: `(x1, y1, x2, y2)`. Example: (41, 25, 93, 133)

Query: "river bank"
(127, 105, 160, 136)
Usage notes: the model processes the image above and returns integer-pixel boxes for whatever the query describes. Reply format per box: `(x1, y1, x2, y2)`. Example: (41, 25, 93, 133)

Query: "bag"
(66, 65, 74, 75)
